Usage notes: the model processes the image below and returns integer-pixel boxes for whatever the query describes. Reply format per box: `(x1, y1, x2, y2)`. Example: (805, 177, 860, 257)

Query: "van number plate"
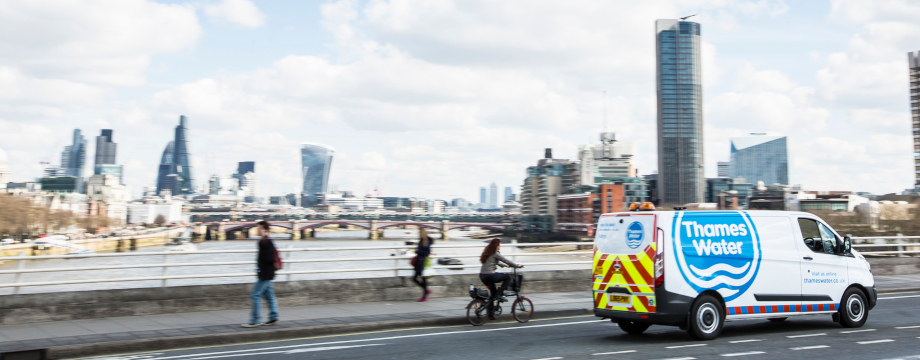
(608, 295, 631, 304)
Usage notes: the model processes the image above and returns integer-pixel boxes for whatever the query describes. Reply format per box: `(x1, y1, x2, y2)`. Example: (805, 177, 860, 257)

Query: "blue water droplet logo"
(625, 221, 644, 249)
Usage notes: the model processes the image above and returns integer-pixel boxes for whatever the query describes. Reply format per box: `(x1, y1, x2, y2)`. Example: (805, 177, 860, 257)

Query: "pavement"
(1, 274, 920, 359)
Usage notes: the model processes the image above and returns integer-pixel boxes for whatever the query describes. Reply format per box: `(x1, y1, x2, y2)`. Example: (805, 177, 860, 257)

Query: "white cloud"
(202, 0, 266, 28)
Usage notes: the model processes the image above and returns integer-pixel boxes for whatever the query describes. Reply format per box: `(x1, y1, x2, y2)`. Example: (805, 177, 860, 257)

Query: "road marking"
(284, 344, 385, 354)
(721, 352, 765, 357)
(791, 345, 829, 350)
(728, 339, 761, 343)
(666, 344, 707, 349)
(135, 319, 603, 360)
(593, 350, 636, 355)
(531, 358, 563, 360)
(897, 325, 920, 329)
(787, 333, 826, 338)
(658, 358, 696, 360)
(841, 329, 876, 333)
(857, 339, 895, 344)
(879, 294, 920, 300)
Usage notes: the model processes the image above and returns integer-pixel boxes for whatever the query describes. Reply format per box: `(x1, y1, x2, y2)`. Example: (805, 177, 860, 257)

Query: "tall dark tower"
(94, 129, 123, 183)
(173, 116, 194, 194)
(656, 18, 704, 205)
(155, 116, 195, 195)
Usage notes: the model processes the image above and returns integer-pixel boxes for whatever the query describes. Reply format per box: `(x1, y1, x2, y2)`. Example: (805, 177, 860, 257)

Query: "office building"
(729, 134, 789, 186)
(504, 186, 514, 202)
(61, 129, 87, 183)
(237, 161, 255, 175)
(557, 180, 650, 236)
(155, 116, 195, 195)
(240, 172, 257, 198)
(656, 19, 704, 205)
(705, 178, 754, 208)
(301, 143, 334, 196)
(717, 161, 730, 178)
(93, 129, 123, 183)
(579, 132, 638, 185)
(909, 51, 920, 190)
(519, 149, 579, 231)
(480, 187, 487, 204)
(489, 182, 498, 208)
(86, 174, 130, 223)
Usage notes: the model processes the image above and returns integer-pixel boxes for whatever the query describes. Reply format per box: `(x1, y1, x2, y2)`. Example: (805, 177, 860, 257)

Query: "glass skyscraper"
(301, 143, 334, 196)
(909, 51, 920, 189)
(61, 129, 87, 178)
(156, 116, 194, 195)
(656, 19, 704, 205)
(94, 129, 122, 183)
(729, 135, 789, 186)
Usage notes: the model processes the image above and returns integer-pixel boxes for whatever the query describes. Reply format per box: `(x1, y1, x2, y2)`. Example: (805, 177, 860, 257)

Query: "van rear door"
(593, 213, 657, 313)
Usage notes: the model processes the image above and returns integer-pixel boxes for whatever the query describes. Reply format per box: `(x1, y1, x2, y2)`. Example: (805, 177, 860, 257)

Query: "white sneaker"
(241, 323, 261, 328)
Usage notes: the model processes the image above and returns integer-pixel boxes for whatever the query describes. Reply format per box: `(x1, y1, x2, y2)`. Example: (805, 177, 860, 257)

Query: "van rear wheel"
(616, 320, 650, 334)
(687, 294, 724, 340)
(839, 288, 868, 328)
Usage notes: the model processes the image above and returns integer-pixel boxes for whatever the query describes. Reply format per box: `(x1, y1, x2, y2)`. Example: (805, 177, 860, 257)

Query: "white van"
(592, 210, 875, 340)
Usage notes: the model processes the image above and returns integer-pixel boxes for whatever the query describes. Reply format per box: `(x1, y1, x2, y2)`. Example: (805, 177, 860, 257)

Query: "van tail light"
(654, 227, 665, 288)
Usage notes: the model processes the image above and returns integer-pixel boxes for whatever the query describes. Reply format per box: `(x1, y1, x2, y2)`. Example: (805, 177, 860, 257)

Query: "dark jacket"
(257, 237, 277, 281)
(416, 236, 434, 257)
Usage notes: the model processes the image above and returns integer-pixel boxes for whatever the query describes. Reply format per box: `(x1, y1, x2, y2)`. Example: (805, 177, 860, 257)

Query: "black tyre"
(467, 299, 488, 326)
(767, 317, 788, 322)
(839, 288, 868, 328)
(687, 294, 724, 340)
(617, 320, 651, 335)
(512, 297, 534, 323)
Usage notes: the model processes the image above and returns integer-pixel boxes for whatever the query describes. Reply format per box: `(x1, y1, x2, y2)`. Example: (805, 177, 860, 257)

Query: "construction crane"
(680, 14, 697, 21)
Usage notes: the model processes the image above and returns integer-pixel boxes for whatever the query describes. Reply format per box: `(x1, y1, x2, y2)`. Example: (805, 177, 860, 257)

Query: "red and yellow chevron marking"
(593, 244, 657, 313)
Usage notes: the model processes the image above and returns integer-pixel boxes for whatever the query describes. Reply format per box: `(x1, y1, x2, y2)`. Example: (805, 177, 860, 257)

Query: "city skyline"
(0, 1, 917, 200)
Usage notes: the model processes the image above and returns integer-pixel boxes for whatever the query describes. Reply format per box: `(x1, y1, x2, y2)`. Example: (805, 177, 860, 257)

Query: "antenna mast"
(602, 90, 608, 132)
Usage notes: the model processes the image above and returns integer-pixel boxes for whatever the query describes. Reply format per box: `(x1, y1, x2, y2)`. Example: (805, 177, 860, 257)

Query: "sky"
(0, 0, 918, 201)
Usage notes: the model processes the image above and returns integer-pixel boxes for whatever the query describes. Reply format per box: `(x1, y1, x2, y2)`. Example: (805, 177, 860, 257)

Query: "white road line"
(841, 329, 876, 333)
(857, 339, 895, 344)
(658, 358, 696, 360)
(531, 358, 563, 360)
(879, 294, 920, 300)
(666, 344, 708, 349)
(184, 344, 386, 360)
(139, 319, 603, 360)
(897, 325, 920, 329)
(729, 339, 761, 343)
(787, 333, 826, 338)
(791, 345, 829, 350)
(721, 352, 765, 357)
(593, 350, 636, 355)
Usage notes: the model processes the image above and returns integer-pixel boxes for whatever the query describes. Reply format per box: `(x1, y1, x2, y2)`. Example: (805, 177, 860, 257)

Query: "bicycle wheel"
(512, 297, 534, 323)
(467, 299, 488, 326)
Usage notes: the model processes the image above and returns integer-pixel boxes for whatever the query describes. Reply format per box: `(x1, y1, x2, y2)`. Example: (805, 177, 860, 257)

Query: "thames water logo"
(625, 221, 644, 249)
(672, 212, 762, 302)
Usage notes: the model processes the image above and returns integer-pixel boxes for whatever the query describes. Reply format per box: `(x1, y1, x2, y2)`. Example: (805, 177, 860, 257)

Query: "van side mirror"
(842, 236, 852, 255)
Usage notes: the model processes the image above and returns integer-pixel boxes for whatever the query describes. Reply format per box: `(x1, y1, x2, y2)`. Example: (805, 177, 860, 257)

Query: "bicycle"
(466, 266, 534, 326)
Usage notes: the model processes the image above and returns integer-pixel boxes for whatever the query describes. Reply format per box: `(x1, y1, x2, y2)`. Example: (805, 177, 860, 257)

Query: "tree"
(154, 214, 167, 226)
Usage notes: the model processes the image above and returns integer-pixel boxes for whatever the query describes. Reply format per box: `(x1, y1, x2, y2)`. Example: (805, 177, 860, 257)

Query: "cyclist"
(479, 238, 522, 318)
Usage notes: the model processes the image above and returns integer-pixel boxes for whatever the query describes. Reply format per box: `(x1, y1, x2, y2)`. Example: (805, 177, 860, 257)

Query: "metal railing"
(0, 242, 592, 294)
(3, 234, 920, 295)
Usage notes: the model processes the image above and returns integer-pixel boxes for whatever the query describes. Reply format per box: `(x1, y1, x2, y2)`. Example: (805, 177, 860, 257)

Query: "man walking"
(242, 220, 280, 327)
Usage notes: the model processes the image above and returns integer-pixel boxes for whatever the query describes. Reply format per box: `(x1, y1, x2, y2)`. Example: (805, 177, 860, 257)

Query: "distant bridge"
(185, 213, 518, 240)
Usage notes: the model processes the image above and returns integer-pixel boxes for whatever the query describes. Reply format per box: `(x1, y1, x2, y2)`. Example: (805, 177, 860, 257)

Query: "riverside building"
(300, 143, 334, 203)
(656, 18, 704, 205)
(728, 134, 789, 186)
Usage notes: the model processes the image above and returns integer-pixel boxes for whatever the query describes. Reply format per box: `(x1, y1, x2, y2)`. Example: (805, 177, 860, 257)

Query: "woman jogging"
(412, 228, 434, 302)
(479, 238, 522, 318)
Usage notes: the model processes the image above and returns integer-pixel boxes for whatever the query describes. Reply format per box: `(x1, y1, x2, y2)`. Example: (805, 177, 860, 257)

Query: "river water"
(0, 230, 590, 295)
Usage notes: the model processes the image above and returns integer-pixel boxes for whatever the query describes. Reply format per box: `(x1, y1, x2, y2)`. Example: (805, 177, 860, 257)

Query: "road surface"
(86, 291, 920, 360)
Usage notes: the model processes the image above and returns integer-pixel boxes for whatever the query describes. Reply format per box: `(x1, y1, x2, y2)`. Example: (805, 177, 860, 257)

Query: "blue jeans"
(250, 280, 278, 324)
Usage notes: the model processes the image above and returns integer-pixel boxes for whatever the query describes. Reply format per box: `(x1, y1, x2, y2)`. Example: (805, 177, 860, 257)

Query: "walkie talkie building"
(656, 19, 704, 205)
(301, 143, 334, 196)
